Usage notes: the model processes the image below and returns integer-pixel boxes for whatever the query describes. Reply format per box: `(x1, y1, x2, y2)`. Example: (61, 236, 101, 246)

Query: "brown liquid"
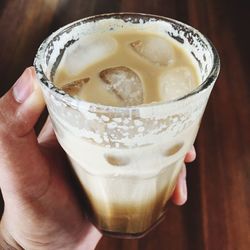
(68, 155, 184, 235)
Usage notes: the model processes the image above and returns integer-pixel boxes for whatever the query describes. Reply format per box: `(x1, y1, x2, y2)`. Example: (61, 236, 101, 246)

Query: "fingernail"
(13, 68, 34, 103)
(191, 145, 196, 157)
(181, 179, 187, 201)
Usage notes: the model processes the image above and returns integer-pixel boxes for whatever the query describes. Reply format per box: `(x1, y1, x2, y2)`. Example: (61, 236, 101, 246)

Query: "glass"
(34, 13, 220, 238)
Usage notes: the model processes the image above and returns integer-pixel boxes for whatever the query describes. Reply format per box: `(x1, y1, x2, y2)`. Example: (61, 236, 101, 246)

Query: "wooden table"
(0, 1, 249, 249)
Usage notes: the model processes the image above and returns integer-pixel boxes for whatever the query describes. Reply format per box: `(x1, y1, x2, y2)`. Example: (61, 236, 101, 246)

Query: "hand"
(0, 68, 195, 249)
(171, 146, 196, 205)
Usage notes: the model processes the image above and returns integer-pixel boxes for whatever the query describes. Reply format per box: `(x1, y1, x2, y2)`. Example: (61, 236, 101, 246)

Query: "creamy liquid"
(54, 121, 199, 234)
(52, 30, 202, 235)
(54, 31, 200, 106)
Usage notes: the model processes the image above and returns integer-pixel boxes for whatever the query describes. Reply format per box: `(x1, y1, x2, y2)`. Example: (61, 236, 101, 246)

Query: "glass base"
(94, 214, 166, 239)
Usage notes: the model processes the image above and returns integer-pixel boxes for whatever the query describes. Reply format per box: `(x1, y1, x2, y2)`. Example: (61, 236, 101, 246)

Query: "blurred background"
(0, 1, 249, 250)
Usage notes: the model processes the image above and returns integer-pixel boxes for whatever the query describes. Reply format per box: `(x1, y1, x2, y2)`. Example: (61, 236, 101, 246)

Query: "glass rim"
(34, 12, 220, 112)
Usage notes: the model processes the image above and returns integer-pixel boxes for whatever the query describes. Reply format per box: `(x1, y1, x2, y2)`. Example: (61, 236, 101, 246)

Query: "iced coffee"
(34, 13, 220, 238)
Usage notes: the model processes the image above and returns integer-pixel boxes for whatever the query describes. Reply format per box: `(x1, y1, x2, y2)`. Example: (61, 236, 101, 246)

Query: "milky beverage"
(52, 29, 201, 236)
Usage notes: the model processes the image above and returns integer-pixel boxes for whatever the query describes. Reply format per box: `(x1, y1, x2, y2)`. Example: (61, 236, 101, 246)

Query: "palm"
(1, 121, 101, 250)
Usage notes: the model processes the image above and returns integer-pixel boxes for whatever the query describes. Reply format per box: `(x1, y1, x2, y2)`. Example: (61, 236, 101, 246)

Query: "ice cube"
(62, 35, 117, 76)
(130, 36, 175, 66)
(99, 66, 144, 106)
(62, 77, 90, 96)
(159, 67, 196, 101)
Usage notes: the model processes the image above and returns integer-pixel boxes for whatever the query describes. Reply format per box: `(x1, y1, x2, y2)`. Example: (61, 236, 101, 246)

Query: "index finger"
(184, 146, 196, 163)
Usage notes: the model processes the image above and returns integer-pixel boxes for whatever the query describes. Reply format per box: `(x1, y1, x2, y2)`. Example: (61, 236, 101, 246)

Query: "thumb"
(0, 67, 49, 201)
(0, 67, 44, 137)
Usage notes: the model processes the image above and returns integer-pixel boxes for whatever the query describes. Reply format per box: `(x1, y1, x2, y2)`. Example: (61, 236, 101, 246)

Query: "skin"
(0, 68, 196, 250)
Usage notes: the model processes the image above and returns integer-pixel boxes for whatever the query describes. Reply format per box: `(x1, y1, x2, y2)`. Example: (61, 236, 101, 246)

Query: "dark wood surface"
(0, 1, 249, 250)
